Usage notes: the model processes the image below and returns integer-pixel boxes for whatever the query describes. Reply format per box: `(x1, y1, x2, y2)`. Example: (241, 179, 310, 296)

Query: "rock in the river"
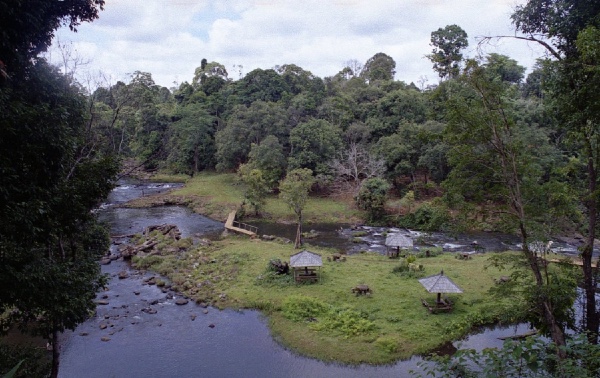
(101, 337, 111, 342)
(100, 257, 111, 265)
(99, 323, 108, 330)
(208, 323, 215, 328)
(118, 270, 129, 279)
(96, 300, 109, 305)
(141, 307, 157, 314)
(175, 298, 189, 305)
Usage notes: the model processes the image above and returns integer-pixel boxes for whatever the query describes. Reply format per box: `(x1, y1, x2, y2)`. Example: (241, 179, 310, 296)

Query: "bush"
(132, 255, 163, 270)
(0, 344, 50, 378)
(282, 295, 329, 321)
(375, 336, 399, 354)
(312, 307, 376, 337)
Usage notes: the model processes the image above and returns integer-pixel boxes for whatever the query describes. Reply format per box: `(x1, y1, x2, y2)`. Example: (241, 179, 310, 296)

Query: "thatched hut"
(385, 233, 413, 257)
(290, 250, 322, 282)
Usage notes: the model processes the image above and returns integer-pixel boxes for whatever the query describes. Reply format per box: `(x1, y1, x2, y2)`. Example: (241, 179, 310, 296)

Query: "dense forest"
(3, 0, 600, 376)
(89, 41, 557, 231)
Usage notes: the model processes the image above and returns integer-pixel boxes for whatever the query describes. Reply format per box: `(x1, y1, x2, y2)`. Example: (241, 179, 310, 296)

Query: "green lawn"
(132, 233, 518, 365)
(166, 172, 363, 224)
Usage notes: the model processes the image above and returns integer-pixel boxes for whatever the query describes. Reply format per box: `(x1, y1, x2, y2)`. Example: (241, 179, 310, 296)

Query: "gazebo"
(385, 233, 413, 258)
(290, 250, 322, 283)
(418, 270, 463, 305)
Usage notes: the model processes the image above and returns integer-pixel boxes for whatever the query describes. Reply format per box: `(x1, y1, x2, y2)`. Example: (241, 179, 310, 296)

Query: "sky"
(49, 0, 549, 90)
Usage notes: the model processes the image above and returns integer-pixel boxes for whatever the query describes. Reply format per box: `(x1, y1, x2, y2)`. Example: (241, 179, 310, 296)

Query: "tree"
(443, 59, 576, 357)
(192, 60, 228, 88)
(328, 142, 384, 195)
(1, 4, 114, 376)
(0, 0, 105, 76)
(511, 0, 600, 344)
(166, 102, 216, 174)
(279, 169, 315, 248)
(360, 52, 396, 83)
(246, 135, 287, 190)
(288, 119, 343, 176)
(234, 68, 290, 105)
(238, 165, 269, 216)
(0, 60, 118, 377)
(484, 53, 526, 83)
(356, 177, 391, 223)
(427, 24, 469, 80)
(215, 101, 289, 171)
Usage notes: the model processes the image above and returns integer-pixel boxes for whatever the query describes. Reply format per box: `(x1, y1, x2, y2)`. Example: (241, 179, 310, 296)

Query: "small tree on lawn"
(238, 164, 269, 216)
(279, 168, 314, 248)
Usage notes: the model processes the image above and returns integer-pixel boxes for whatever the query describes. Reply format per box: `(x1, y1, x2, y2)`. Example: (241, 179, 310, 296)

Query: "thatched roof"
(290, 250, 323, 268)
(385, 233, 413, 249)
(418, 271, 463, 294)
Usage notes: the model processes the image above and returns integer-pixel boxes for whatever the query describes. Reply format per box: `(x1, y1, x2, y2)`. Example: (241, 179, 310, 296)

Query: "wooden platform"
(225, 211, 257, 237)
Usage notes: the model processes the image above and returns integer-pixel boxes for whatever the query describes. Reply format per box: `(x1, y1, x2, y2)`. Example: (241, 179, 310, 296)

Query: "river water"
(57, 180, 533, 378)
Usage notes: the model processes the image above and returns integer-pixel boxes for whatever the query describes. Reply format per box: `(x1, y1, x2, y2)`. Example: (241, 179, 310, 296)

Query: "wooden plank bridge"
(225, 211, 258, 237)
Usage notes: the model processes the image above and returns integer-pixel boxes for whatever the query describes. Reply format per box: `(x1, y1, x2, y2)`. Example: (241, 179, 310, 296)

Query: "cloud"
(50, 0, 544, 89)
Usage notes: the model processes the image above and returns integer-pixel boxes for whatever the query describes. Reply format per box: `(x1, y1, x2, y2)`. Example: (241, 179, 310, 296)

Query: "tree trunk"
(520, 225, 567, 359)
(50, 329, 60, 378)
(582, 150, 599, 343)
(294, 213, 302, 249)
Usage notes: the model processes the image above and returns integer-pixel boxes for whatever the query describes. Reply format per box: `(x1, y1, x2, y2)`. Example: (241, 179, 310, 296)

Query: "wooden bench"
(421, 298, 453, 314)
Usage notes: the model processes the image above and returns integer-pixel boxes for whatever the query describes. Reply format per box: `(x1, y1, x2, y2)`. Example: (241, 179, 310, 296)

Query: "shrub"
(375, 336, 399, 354)
(282, 295, 329, 321)
(312, 306, 376, 337)
(132, 255, 163, 270)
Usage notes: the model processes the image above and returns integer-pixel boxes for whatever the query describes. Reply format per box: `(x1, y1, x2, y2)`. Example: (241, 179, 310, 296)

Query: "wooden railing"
(232, 220, 258, 234)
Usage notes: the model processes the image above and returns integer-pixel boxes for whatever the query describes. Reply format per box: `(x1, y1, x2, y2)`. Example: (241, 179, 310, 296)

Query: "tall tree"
(444, 59, 575, 357)
(0, 3, 113, 376)
(512, 0, 600, 344)
(288, 119, 343, 176)
(0, 60, 117, 377)
(0, 0, 105, 76)
(427, 24, 469, 80)
(360, 52, 396, 83)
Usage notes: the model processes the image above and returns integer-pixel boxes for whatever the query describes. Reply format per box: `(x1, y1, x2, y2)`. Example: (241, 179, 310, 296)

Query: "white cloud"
(50, 0, 547, 89)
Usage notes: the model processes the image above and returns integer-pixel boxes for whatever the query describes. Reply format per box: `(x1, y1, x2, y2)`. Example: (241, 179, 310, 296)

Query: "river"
(57, 180, 533, 378)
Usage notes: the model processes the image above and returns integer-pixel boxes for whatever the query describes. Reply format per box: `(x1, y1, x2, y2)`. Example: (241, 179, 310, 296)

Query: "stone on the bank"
(175, 298, 189, 305)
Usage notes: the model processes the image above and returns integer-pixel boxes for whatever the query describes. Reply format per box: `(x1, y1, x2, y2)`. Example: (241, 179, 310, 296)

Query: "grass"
(132, 172, 364, 224)
(125, 172, 524, 364)
(131, 234, 518, 365)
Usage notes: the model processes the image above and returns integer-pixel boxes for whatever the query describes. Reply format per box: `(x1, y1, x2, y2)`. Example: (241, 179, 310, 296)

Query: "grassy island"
(126, 173, 523, 365)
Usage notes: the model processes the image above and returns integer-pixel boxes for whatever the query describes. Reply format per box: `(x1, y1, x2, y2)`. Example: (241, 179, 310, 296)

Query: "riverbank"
(128, 226, 520, 365)
(119, 173, 525, 364)
(124, 172, 365, 224)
